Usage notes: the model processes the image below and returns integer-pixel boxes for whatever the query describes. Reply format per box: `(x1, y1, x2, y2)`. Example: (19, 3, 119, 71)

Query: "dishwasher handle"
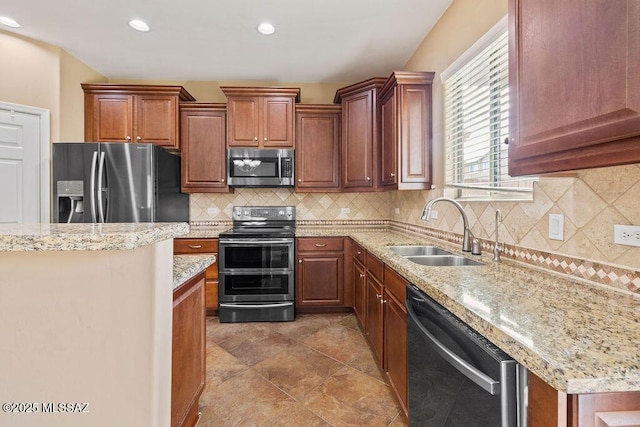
(406, 296, 501, 395)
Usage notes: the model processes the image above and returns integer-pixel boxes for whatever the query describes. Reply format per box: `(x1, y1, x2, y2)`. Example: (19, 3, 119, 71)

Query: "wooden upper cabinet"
(508, 0, 640, 175)
(179, 103, 228, 193)
(82, 84, 195, 150)
(379, 71, 434, 190)
(221, 87, 300, 148)
(295, 104, 341, 192)
(335, 78, 386, 191)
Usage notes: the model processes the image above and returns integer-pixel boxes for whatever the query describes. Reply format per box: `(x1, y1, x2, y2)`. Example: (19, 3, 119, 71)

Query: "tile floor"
(199, 313, 408, 427)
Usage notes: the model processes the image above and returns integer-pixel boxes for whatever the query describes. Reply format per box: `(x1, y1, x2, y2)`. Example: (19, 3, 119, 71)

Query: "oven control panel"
(232, 206, 295, 221)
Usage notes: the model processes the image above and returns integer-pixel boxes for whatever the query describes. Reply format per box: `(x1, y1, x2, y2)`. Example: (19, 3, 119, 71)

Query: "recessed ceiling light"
(257, 23, 275, 35)
(0, 16, 21, 28)
(128, 19, 150, 32)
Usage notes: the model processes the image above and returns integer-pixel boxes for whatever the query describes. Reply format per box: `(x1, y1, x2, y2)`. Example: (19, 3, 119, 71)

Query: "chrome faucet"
(421, 197, 481, 255)
(493, 209, 503, 262)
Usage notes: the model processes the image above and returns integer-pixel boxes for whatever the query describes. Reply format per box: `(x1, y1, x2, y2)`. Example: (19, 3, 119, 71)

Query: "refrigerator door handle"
(97, 151, 106, 223)
(89, 151, 98, 223)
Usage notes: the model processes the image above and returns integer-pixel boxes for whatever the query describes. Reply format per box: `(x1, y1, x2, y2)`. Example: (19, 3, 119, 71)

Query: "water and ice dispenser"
(55, 180, 84, 223)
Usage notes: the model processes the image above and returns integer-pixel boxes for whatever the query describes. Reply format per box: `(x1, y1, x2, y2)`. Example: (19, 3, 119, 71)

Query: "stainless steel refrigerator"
(52, 142, 189, 223)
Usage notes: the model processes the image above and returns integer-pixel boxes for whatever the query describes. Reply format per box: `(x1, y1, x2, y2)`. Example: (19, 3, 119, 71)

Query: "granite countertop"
(173, 254, 216, 290)
(0, 222, 190, 251)
(339, 230, 640, 395)
(178, 223, 640, 393)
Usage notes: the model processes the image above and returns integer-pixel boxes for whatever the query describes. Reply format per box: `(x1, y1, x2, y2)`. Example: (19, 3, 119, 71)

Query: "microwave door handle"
(277, 152, 282, 184)
(89, 151, 98, 223)
(97, 151, 106, 223)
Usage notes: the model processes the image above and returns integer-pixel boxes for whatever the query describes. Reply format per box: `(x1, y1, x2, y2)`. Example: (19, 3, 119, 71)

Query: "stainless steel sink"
(405, 255, 484, 267)
(388, 245, 454, 256)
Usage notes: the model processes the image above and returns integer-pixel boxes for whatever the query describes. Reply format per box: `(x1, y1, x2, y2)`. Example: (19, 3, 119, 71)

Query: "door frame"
(0, 101, 51, 223)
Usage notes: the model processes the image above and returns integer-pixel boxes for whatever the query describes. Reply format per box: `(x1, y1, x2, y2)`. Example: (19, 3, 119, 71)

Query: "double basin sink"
(387, 245, 483, 267)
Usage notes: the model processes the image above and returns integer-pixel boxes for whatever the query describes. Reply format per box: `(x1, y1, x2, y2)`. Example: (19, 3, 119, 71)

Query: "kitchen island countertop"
(0, 222, 189, 251)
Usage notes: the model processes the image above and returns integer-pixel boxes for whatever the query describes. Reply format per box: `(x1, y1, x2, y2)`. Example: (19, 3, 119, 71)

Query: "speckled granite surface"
(0, 222, 190, 251)
(173, 255, 216, 290)
(297, 226, 640, 395)
(181, 224, 640, 393)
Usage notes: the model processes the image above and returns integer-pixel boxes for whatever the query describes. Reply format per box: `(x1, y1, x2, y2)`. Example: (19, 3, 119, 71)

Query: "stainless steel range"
(218, 206, 296, 322)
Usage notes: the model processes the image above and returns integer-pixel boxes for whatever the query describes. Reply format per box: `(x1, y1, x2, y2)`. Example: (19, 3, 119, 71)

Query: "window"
(442, 17, 535, 200)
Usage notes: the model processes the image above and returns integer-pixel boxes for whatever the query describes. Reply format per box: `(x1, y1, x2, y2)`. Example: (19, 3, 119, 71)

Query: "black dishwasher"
(406, 285, 527, 427)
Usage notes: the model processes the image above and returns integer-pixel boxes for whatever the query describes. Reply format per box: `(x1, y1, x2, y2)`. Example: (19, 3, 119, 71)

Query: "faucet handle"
(471, 238, 482, 255)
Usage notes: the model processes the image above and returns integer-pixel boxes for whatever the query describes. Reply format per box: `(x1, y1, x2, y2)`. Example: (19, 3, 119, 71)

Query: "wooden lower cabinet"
(296, 237, 351, 312)
(173, 238, 219, 314)
(529, 371, 640, 427)
(383, 266, 408, 418)
(348, 239, 409, 421)
(353, 258, 366, 325)
(172, 271, 206, 427)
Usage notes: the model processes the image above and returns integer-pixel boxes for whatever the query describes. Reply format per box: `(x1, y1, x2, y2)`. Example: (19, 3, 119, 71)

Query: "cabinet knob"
(381, 299, 387, 304)
(390, 173, 395, 177)
(376, 293, 382, 299)
(254, 137, 258, 141)
(298, 259, 303, 263)
(366, 176, 371, 181)
(359, 274, 365, 278)
(126, 136, 131, 141)
(136, 136, 141, 141)
(263, 137, 268, 141)
(298, 178, 302, 182)
(221, 178, 225, 182)
(356, 251, 361, 255)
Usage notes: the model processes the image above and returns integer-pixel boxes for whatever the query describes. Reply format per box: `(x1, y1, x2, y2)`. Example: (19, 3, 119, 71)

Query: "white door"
(0, 103, 50, 224)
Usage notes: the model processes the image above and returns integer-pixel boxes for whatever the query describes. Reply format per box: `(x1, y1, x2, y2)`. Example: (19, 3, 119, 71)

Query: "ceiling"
(1, 0, 452, 83)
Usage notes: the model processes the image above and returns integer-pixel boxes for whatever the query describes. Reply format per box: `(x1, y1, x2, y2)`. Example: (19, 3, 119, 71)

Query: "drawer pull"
(188, 245, 202, 249)
(356, 251, 362, 255)
(314, 243, 327, 247)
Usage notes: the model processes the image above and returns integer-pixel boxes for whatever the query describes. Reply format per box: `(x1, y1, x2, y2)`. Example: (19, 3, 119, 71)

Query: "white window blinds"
(443, 20, 535, 199)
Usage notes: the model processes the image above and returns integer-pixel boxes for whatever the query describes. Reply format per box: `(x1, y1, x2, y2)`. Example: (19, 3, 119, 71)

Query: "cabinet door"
(295, 106, 341, 191)
(342, 91, 376, 190)
(135, 94, 179, 148)
(226, 96, 260, 147)
(353, 258, 366, 326)
(180, 107, 228, 192)
(380, 90, 398, 188)
(398, 85, 431, 189)
(509, 0, 640, 175)
(384, 291, 408, 417)
(172, 273, 205, 427)
(365, 273, 384, 363)
(86, 94, 133, 142)
(262, 97, 294, 147)
(296, 253, 344, 307)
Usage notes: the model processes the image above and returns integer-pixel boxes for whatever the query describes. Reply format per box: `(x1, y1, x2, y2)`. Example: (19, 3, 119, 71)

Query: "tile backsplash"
(190, 163, 640, 290)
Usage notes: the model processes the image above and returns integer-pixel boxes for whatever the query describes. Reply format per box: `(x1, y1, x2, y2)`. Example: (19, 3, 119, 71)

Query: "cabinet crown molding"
(80, 83, 195, 101)
(333, 78, 387, 104)
(220, 86, 301, 102)
(378, 71, 435, 100)
(179, 102, 227, 111)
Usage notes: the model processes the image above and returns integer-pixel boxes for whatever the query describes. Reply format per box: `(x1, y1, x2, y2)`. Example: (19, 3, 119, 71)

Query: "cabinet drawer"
(174, 238, 218, 254)
(367, 253, 384, 282)
(205, 262, 219, 280)
(205, 280, 218, 309)
(352, 241, 366, 264)
(384, 265, 407, 303)
(297, 237, 344, 252)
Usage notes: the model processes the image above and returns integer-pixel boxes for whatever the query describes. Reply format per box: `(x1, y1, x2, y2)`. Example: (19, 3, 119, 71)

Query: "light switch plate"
(394, 208, 400, 214)
(340, 208, 350, 214)
(549, 214, 564, 240)
(206, 207, 219, 215)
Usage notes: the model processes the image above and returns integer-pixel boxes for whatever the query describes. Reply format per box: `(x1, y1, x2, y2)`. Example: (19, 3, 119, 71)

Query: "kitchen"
(1, 0, 639, 426)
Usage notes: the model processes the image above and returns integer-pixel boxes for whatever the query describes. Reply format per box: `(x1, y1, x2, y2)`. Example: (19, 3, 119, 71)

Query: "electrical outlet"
(614, 225, 640, 247)
(206, 207, 219, 215)
(394, 208, 400, 214)
(340, 208, 350, 214)
(549, 214, 564, 240)
(430, 210, 438, 219)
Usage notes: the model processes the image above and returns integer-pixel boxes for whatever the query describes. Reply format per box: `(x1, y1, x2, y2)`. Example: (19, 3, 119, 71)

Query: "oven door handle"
(406, 297, 500, 395)
(219, 239, 294, 245)
(219, 302, 293, 309)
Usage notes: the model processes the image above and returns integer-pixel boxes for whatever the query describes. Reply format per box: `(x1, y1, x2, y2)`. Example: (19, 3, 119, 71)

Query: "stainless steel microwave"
(227, 148, 294, 187)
